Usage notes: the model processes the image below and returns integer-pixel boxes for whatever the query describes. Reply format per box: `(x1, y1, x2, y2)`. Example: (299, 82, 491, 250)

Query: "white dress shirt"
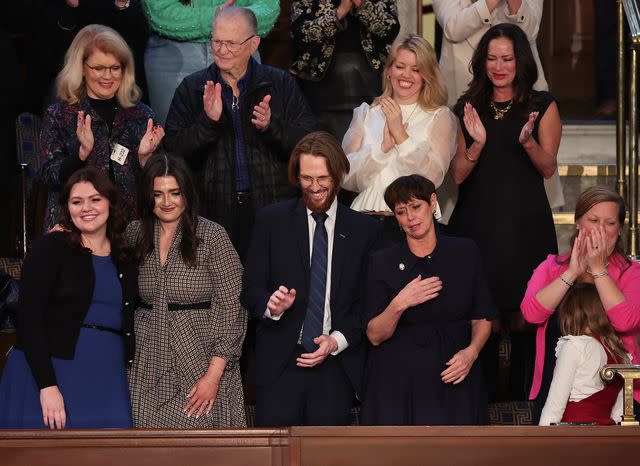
(265, 198, 348, 355)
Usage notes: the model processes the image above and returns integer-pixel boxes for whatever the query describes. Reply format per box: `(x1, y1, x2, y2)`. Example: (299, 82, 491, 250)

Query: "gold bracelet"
(559, 274, 574, 287)
(464, 147, 477, 163)
(591, 270, 609, 279)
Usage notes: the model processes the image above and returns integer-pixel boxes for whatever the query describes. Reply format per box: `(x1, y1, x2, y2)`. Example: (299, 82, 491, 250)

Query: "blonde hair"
(56, 24, 140, 107)
(377, 34, 447, 111)
(558, 283, 629, 364)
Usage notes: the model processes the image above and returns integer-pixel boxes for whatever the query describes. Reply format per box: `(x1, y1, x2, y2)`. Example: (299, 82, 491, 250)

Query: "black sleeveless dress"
(448, 91, 558, 312)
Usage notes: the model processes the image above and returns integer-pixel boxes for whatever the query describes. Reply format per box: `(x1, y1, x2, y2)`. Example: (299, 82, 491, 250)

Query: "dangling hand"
(76, 111, 94, 161)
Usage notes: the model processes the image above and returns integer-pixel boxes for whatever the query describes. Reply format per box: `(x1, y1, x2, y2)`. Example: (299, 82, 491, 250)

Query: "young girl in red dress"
(539, 282, 628, 425)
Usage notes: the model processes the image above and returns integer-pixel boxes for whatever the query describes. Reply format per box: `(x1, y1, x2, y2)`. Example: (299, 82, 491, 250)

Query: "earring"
(386, 75, 391, 80)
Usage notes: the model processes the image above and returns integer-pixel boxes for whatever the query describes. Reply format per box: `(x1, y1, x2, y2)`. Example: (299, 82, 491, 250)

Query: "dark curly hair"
(136, 153, 200, 267)
(58, 167, 132, 262)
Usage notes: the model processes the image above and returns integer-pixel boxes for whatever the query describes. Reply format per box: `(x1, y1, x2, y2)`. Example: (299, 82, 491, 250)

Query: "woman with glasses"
(39, 24, 163, 232)
(142, 0, 280, 125)
(127, 153, 246, 428)
(341, 34, 457, 244)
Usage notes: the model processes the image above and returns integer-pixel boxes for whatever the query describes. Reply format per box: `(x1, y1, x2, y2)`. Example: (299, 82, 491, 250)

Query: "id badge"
(110, 143, 130, 165)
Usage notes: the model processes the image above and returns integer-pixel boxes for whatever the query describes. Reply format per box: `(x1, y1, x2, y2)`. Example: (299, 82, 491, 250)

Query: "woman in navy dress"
(0, 168, 137, 429)
(361, 175, 496, 425)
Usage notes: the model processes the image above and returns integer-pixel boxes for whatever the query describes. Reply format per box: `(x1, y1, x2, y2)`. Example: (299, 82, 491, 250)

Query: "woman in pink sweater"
(521, 186, 640, 423)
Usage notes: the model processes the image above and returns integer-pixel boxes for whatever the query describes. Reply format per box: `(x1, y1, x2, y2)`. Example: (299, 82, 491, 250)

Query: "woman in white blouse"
(341, 33, 457, 242)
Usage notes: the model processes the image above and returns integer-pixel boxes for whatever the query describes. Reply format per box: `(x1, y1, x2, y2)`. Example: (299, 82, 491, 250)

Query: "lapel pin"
(399, 263, 405, 271)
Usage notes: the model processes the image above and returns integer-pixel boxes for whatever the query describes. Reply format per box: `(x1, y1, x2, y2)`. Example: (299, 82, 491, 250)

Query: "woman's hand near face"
(40, 386, 66, 429)
(393, 274, 443, 311)
(138, 119, 165, 166)
(567, 228, 587, 278)
(76, 111, 94, 161)
(585, 226, 610, 273)
(380, 97, 408, 145)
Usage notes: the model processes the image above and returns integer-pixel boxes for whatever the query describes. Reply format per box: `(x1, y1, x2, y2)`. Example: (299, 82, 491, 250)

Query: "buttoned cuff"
(330, 330, 348, 356)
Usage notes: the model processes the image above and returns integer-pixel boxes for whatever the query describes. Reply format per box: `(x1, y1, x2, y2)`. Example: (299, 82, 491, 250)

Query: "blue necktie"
(301, 212, 328, 352)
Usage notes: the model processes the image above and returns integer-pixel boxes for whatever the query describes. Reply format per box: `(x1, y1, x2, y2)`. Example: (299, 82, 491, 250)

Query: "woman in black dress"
(447, 24, 561, 400)
(361, 175, 495, 425)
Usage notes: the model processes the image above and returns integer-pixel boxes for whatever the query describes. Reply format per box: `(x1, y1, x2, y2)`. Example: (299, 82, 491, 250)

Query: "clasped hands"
(203, 80, 272, 131)
(76, 111, 164, 166)
(267, 285, 338, 368)
(380, 97, 409, 153)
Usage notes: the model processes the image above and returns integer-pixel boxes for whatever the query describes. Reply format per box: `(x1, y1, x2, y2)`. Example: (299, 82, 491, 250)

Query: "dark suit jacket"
(241, 198, 380, 396)
(15, 232, 138, 389)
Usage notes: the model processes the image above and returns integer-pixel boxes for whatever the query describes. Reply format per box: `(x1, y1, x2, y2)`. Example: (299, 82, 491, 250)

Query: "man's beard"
(302, 185, 338, 213)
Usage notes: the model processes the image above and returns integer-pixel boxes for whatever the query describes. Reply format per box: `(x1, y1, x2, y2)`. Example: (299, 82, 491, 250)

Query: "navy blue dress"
(0, 255, 132, 428)
(361, 235, 497, 425)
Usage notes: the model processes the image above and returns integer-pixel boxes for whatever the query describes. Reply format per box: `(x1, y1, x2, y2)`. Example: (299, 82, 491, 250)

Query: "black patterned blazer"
(290, 0, 400, 81)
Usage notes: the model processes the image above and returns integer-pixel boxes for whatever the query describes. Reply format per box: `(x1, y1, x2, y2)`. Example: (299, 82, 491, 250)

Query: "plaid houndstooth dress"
(126, 217, 247, 428)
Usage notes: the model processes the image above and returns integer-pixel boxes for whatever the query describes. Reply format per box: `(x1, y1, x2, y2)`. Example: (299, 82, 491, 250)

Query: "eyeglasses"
(298, 175, 333, 188)
(84, 62, 123, 76)
(211, 35, 256, 53)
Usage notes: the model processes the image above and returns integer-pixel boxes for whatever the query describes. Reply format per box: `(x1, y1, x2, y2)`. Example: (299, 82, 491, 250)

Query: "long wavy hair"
(136, 153, 200, 267)
(558, 283, 629, 364)
(58, 168, 132, 263)
(376, 34, 447, 111)
(56, 24, 141, 107)
(558, 186, 631, 274)
(454, 23, 538, 118)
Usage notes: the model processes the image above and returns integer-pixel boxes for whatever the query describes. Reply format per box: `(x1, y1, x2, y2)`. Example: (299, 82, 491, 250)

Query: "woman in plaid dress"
(127, 153, 246, 427)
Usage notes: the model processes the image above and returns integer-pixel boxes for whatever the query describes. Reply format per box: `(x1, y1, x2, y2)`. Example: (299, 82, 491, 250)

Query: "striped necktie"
(301, 212, 328, 352)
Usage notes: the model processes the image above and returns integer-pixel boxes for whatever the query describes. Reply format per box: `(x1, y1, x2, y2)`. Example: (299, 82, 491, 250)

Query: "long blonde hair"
(558, 283, 629, 364)
(377, 34, 447, 111)
(56, 24, 140, 107)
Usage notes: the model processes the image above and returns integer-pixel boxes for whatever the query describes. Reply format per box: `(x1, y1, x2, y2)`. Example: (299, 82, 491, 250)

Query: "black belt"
(139, 301, 211, 311)
(82, 324, 123, 336)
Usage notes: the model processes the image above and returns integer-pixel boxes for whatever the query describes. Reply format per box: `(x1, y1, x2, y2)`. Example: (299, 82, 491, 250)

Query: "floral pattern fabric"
(290, 0, 399, 81)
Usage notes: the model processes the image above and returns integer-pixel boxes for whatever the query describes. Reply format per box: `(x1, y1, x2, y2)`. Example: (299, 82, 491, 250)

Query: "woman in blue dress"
(0, 168, 137, 429)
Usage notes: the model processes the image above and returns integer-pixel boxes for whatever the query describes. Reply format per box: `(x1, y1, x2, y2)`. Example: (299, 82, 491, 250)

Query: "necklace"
(489, 100, 513, 120)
